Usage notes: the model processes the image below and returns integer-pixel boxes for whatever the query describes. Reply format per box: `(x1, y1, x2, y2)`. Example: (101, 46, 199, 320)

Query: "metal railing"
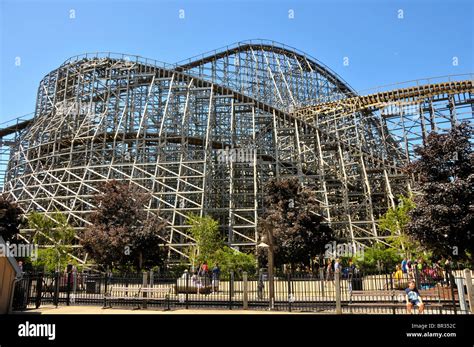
(12, 268, 472, 314)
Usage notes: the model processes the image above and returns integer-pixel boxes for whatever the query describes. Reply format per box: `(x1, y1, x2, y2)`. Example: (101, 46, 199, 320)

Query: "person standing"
(17, 260, 24, 273)
(198, 262, 208, 275)
(257, 268, 265, 299)
(334, 258, 341, 274)
(401, 258, 407, 274)
(191, 271, 201, 288)
(211, 263, 221, 292)
(199, 262, 209, 286)
(444, 258, 452, 287)
(407, 258, 414, 280)
(394, 265, 404, 289)
(434, 260, 443, 282)
(417, 258, 423, 272)
(326, 259, 333, 281)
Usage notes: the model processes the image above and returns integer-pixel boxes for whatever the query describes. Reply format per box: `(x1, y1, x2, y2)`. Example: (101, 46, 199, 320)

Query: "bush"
(355, 244, 403, 273)
(212, 246, 257, 277)
(31, 248, 81, 273)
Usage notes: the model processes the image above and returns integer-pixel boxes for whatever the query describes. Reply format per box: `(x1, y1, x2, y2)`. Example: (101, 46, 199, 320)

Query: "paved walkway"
(13, 305, 313, 315)
(13, 306, 459, 315)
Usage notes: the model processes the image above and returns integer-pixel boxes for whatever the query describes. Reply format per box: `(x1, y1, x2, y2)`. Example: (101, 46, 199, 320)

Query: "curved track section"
(176, 40, 355, 112)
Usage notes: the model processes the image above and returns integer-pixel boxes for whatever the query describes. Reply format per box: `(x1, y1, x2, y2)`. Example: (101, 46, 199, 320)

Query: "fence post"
(66, 271, 72, 306)
(103, 272, 109, 309)
(243, 272, 248, 310)
(447, 268, 457, 314)
(53, 271, 60, 307)
(287, 273, 292, 312)
(142, 272, 148, 309)
(71, 271, 77, 304)
(257, 269, 263, 300)
(335, 270, 342, 314)
(388, 271, 393, 290)
(455, 277, 468, 312)
(319, 267, 325, 298)
(229, 271, 234, 310)
(149, 270, 154, 286)
(385, 271, 395, 314)
(464, 269, 474, 314)
(414, 266, 420, 288)
(35, 274, 43, 309)
(25, 276, 33, 308)
(185, 271, 189, 309)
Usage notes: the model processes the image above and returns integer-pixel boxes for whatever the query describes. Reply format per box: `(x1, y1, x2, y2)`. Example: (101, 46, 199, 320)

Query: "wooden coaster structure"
(0, 40, 472, 265)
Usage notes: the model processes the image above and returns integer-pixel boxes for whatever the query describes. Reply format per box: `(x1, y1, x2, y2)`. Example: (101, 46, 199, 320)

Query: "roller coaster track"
(296, 79, 474, 120)
(175, 40, 356, 97)
(0, 40, 472, 264)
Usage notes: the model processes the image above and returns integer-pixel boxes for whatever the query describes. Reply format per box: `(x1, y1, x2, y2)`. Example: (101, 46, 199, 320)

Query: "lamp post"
(258, 219, 275, 310)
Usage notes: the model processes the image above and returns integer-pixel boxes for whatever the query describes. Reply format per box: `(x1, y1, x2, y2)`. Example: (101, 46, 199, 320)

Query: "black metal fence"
(12, 268, 471, 314)
(344, 269, 466, 314)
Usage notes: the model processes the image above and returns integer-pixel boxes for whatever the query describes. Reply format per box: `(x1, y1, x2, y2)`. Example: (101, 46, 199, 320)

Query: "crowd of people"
(188, 262, 221, 292)
(393, 257, 454, 287)
(393, 257, 456, 314)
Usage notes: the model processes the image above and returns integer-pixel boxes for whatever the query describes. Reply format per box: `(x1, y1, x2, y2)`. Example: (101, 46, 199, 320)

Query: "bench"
(139, 286, 172, 310)
(348, 290, 443, 314)
(103, 285, 172, 310)
(103, 286, 141, 309)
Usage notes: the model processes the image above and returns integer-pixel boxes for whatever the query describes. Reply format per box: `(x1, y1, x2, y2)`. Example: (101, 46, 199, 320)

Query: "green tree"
(186, 214, 256, 275)
(406, 123, 473, 262)
(355, 244, 403, 273)
(0, 194, 23, 242)
(212, 246, 256, 276)
(28, 211, 75, 272)
(379, 195, 423, 259)
(81, 180, 168, 271)
(187, 214, 223, 266)
(258, 178, 335, 268)
(32, 249, 82, 273)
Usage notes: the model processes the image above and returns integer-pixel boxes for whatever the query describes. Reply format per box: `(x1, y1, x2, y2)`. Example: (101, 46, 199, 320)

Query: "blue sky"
(0, 0, 473, 122)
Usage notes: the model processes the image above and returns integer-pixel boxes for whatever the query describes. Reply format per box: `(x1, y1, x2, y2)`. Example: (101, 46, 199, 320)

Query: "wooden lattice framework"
(0, 40, 472, 264)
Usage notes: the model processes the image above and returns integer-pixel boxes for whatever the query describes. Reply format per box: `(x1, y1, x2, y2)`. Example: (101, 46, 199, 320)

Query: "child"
(394, 265, 403, 280)
(394, 265, 404, 289)
(405, 280, 424, 314)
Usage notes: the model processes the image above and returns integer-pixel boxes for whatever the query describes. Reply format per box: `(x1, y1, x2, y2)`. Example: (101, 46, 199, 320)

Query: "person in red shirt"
(199, 262, 209, 287)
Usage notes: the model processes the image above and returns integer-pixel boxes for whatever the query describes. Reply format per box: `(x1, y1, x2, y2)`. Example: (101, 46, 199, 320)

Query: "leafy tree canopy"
(0, 194, 23, 242)
(186, 214, 256, 276)
(379, 195, 424, 259)
(405, 123, 473, 262)
(187, 214, 223, 265)
(28, 211, 76, 272)
(81, 180, 168, 271)
(258, 178, 335, 267)
(354, 244, 404, 273)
